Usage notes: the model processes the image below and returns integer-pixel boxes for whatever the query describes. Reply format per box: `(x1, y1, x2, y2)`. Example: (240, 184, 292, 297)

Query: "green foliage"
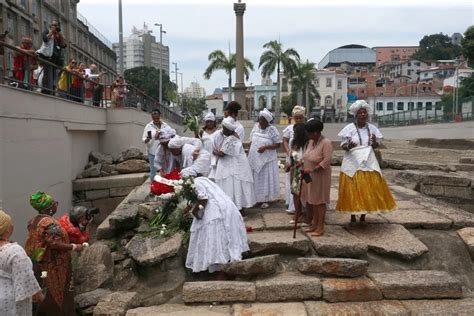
(124, 66, 176, 104)
(412, 33, 462, 61)
(183, 115, 200, 133)
(181, 96, 207, 118)
(281, 95, 295, 117)
(259, 40, 300, 78)
(441, 93, 455, 115)
(459, 75, 474, 99)
(461, 26, 474, 67)
(290, 60, 319, 109)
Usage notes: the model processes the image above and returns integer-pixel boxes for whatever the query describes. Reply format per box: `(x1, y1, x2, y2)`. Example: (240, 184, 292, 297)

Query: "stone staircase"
(124, 167, 474, 315)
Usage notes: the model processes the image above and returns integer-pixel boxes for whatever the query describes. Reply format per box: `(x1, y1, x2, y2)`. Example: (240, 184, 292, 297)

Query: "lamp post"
(154, 23, 166, 104)
(118, 0, 124, 75)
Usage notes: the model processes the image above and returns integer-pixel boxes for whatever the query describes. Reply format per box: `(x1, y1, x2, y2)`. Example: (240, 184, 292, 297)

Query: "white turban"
(259, 108, 273, 123)
(180, 168, 197, 178)
(222, 117, 237, 131)
(159, 126, 176, 143)
(203, 112, 216, 122)
(349, 100, 372, 116)
(168, 136, 185, 149)
(292, 105, 306, 116)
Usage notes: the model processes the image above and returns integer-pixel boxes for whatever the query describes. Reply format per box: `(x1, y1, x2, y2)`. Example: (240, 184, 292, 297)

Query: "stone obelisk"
(233, 0, 248, 119)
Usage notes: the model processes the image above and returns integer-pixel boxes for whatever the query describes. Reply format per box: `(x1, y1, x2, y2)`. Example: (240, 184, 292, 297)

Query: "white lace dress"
(0, 243, 41, 316)
(282, 124, 295, 211)
(186, 177, 250, 273)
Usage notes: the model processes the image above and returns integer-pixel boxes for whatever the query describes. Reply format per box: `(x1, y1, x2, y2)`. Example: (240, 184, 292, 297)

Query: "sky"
(77, 0, 474, 95)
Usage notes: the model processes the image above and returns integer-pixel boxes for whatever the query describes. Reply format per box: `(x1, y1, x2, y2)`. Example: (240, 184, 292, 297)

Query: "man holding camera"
(40, 20, 67, 95)
(58, 206, 98, 244)
(142, 109, 169, 180)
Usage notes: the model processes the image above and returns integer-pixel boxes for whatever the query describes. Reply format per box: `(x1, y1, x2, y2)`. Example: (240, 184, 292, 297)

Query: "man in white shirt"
(142, 109, 169, 180)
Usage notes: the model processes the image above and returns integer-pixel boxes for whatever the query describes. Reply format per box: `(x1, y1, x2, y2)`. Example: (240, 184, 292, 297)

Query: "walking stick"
(293, 170, 305, 239)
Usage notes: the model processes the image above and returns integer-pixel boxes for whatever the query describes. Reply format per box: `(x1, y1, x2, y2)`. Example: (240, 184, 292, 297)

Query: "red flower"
(246, 226, 253, 233)
(150, 169, 182, 196)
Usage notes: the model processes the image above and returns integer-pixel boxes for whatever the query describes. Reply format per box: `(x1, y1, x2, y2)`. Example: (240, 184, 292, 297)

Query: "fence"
(374, 107, 473, 127)
(0, 41, 183, 125)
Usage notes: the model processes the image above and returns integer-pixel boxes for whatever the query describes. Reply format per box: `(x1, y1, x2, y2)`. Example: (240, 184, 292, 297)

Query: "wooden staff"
(293, 170, 305, 239)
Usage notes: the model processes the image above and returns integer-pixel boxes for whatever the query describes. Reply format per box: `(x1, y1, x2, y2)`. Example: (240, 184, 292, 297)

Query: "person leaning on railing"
(12, 36, 36, 90)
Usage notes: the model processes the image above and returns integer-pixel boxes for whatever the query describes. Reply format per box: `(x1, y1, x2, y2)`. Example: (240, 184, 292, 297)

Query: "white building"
(444, 68, 474, 88)
(113, 24, 170, 73)
(314, 70, 348, 119)
(385, 59, 432, 82)
(184, 82, 206, 98)
(205, 94, 224, 118)
(368, 95, 442, 117)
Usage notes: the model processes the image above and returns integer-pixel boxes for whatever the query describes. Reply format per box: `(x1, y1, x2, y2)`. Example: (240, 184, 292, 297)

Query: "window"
(337, 80, 342, 89)
(397, 102, 404, 111)
(415, 62, 421, 67)
(408, 62, 411, 67)
(435, 102, 442, 110)
(326, 78, 332, 87)
(408, 102, 415, 110)
(337, 99, 342, 106)
(417, 102, 423, 110)
(315, 79, 319, 87)
(325, 96, 332, 106)
(408, 70, 412, 76)
(387, 102, 394, 111)
(426, 102, 432, 110)
(376, 102, 383, 111)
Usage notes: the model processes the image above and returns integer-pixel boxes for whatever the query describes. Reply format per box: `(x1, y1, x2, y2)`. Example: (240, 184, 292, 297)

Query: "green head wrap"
(30, 191, 55, 212)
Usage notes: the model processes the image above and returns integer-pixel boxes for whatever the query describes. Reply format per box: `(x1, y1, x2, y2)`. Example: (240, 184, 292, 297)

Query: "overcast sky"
(77, 0, 474, 94)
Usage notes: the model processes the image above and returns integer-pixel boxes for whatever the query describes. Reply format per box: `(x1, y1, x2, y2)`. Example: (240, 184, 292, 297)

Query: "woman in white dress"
(211, 117, 256, 210)
(168, 136, 210, 176)
(0, 210, 43, 316)
(200, 112, 218, 154)
(223, 101, 245, 141)
(154, 126, 178, 176)
(178, 170, 249, 273)
(282, 105, 306, 214)
(248, 108, 281, 209)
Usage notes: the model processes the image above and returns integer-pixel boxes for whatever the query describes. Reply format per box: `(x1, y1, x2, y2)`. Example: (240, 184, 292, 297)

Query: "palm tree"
(203, 50, 254, 100)
(290, 60, 319, 109)
(259, 40, 300, 115)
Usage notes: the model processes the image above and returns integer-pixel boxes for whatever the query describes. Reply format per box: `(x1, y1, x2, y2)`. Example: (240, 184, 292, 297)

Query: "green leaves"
(124, 66, 177, 104)
(30, 247, 46, 263)
(412, 33, 462, 61)
(183, 115, 200, 133)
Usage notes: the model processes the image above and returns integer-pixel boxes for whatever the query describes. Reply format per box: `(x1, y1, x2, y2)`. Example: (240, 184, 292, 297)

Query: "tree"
(461, 26, 474, 67)
(290, 60, 319, 109)
(259, 40, 300, 116)
(180, 96, 207, 118)
(124, 66, 176, 104)
(412, 33, 462, 61)
(280, 95, 295, 117)
(203, 50, 254, 99)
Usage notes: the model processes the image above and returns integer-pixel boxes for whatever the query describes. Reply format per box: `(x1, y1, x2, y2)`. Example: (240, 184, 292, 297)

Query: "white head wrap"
(349, 100, 372, 116)
(203, 112, 216, 122)
(168, 136, 185, 149)
(180, 168, 197, 178)
(222, 117, 237, 131)
(292, 105, 306, 116)
(180, 149, 211, 177)
(259, 108, 273, 123)
(159, 126, 176, 143)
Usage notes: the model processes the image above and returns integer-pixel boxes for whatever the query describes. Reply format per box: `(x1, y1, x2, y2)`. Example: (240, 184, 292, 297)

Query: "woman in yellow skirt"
(336, 100, 396, 225)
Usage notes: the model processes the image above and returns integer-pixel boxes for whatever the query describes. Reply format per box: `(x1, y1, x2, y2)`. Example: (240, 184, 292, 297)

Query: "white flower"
(82, 242, 89, 247)
(174, 185, 183, 194)
(161, 224, 166, 228)
(178, 180, 184, 185)
(41, 271, 48, 279)
(198, 205, 204, 210)
(160, 230, 165, 235)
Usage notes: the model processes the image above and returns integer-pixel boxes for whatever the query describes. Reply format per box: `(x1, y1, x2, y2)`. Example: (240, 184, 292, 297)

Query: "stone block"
(396, 200, 425, 209)
(110, 186, 135, 197)
(89, 151, 113, 164)
(322, 277, 383, 303)
(182, 281, 256, 303)
(421, 174, 471, 187)
(424, 202, 474, 228)
(85, 189, 110, 201)
(380, 209, 452, 230)
(124, 183, 151, 204)
(325, 211, 387, 225)
(262, 212, 294, 230)
(126, 304, 231, 316)
(297, 257, 368, 277)
(125, 233, 182, 267)
(137, 202, 161, 219)
(93, 291, 138, 316)
(421, 184, 444, 196)
(75, 243, 114, 294)
(233, 302, 307, 316)
(347, 224, 428, 260)
(256, 273, 322, 302)
(369, 270, 463, 300)
(401, 298, 474, 315)
(221, 254, 279, 277)
(82, 163, 102, 178)
(108, 204, 139, 231)
(459, 157, 474, 164)
(444, 186, 473, 200)
(116, 159, 149, 174)
(244, 214, 265, 231)
(304, 300, 409, 316)
(75, 288, 113, 309)
(73, 173, 148, 191)
(247, 230, 311, 255)
(308, 225, 368, 258)
(96, 216, 114, 240)
(457, 227, 474, 259)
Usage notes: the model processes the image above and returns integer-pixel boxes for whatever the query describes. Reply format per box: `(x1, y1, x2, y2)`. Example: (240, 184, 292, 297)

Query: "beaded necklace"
(354, 122, 371, 146)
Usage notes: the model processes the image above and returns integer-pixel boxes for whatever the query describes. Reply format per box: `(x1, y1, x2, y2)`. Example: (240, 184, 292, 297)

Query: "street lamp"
(154, 23, 166, 104)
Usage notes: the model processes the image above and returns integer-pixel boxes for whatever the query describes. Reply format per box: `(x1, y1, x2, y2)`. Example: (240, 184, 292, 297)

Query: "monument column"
(234, 1, 248, 119)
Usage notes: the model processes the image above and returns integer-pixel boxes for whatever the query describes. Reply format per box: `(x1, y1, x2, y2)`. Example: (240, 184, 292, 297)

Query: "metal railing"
(374, 108, 473, 127)
(0, 41, 183, 125)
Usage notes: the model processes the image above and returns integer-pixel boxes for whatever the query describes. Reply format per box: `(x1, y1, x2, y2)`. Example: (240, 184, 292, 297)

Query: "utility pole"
(154, 23, 166, 104)
(118, 0, 124, 76)
(233, 0, 247, 119)
(172, 62, 179, 107)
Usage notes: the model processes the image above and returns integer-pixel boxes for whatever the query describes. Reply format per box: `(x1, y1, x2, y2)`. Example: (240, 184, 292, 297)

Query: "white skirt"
(216, 177, 256, 209)
(253, 160, 280, 203)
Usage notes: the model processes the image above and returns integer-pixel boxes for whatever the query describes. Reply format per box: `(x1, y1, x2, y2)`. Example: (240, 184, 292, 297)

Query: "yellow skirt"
(336, 170, 397, 214)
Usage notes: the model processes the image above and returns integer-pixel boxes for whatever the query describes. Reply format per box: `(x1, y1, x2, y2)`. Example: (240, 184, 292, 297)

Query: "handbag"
(36, 38, 53, 58)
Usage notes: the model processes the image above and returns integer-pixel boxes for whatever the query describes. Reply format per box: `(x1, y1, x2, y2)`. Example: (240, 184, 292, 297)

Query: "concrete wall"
(0, 85, 157, 244)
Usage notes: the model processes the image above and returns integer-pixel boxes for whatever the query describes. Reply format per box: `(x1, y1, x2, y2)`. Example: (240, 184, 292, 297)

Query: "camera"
(147, 130, 152, 139)
(85, 207, 100, 220)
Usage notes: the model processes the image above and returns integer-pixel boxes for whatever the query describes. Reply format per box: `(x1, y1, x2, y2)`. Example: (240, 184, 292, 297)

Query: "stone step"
(369, 270, 463, 300)
(297, 257, 368, 278)
(346, 224, 429, 260)
(262, 212, 295, 230)
(182, 281, 255, 303)
(325, 211, 388, 225)
(322, 277, 383, 303)
(380, 209, 452, 230)
(221, 254, 279, 277)
(234, 302, 307, 316)
(247, 230, 312, 255)
(304, 300, 409, 315)
(457, 227, 474, 259)
(306, 225, 368, 258)
(255, 273, 322, 302)
(244, 214, 265, 231)
(126, 304, 231, 316)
